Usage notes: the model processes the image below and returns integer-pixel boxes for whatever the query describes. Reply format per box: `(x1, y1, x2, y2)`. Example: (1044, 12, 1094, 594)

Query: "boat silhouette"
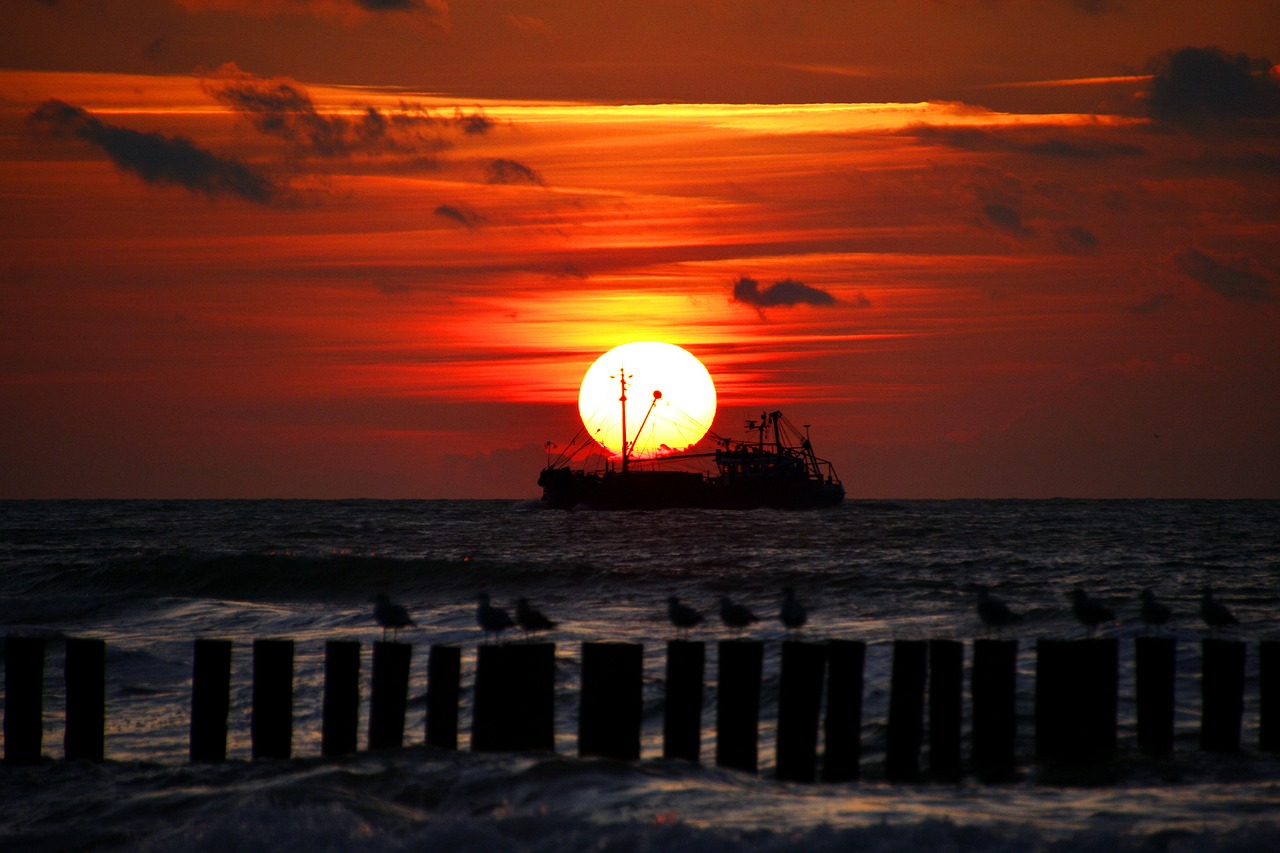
(538, 370, 844, 510)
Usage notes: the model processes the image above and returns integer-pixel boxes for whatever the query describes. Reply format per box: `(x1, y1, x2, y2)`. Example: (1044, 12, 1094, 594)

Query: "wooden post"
(4, 635, 45, 765)
(368, 641, 411, 751)
(1036, 639, 1117, 761)
(1135, 636, 1176, 756)
(885, 639, 927, 782)
(663, 640, 704, 762)
(472, 643, 556, 752)
(250, 639, 293, 760)
(775, 640, 827, 783)
(822, 639, 865, 782)
(1201, 638, 1245, 752)
(579, 642, 643, 760)
(64, 637, 106, 762)
(189, 639, 232, 763)
(928, 639, 963, 780)
(426, 644, 461, 750)
(321, 640, 360, 757)
(715, 640, 762, 774)
(971, 639, 1017, 778)
(1083, 638, 1119, 757)
(1261, 641, 1280, 753)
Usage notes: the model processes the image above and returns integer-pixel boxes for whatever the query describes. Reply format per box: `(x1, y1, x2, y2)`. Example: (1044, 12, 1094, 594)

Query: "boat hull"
(538, 466, 845, 510)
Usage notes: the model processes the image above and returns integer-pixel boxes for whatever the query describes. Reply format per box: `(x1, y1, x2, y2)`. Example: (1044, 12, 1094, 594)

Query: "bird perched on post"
(1200, 587, 1238, 636)
(373, 594, 414, 641)
(667, 596, 703, 638)
(975, 586, 1020, 637)
(476, 592, 515, 643)
(780, 587, 807, 636)
(1139, 589, 1172, 633)
(1071, 586, 1115, 637)
(719, 596, 759, 635)
(515, 597, 557, 639)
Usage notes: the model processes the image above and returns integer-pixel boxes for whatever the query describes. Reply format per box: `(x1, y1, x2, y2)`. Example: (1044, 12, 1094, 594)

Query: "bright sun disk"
(578, 342, 717, 459)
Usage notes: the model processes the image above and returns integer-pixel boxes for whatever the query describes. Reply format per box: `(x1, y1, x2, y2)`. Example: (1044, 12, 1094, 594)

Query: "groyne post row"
(4, 636, 1279, 778)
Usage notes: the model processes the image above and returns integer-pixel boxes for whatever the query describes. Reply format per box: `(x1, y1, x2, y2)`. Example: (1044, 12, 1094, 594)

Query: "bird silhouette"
(515, 597, 557, 639)
(780, 587, 807, 636)
(718, 596, 759, 635)
(667, 596, 703, 638)
(1070, 586, 1115, 637)
(476, 592, 515, 643)
(373, 594, 414, 641)
(1139, 589, 1172, 633)
(1200, 587, 1238, 636)
(975, 586, 1020, 636)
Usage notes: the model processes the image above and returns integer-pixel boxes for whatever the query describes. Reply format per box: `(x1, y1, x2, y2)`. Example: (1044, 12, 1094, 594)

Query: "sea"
(1, 498, 1278, 851)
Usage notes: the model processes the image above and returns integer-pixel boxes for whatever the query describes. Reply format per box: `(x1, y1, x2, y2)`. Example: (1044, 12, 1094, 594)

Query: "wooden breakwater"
(4, 635, 1279, 781)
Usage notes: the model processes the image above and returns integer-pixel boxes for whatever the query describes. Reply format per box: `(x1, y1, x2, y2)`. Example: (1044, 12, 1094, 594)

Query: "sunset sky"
(2, 0, 1278, 499)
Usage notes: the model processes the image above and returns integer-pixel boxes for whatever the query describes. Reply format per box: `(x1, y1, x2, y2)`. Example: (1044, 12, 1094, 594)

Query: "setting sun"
(577, 342, 717, 459)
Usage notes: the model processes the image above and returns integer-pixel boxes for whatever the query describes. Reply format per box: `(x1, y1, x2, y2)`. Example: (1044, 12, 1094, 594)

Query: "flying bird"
(1139, 589, 1172, 633)
(1070, 586, 1115, 637)
(667, 596, 703, 638)
(515, 597, 557, 638)
(780, 587, 807, 636)
(719, 595, 760, 635)
(476, 592, 515, 643)
(373, 594, 414, 641)
(975, 586, 1020, 636)
(1200, 587, 1238, 635)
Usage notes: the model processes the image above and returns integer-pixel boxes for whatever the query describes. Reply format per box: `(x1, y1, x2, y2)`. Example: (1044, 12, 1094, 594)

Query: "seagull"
(476, 592, 515, 643)
(667, 596, 703, 638)
(780, 587, 807, 636)
(1070, 585, 1115, 638)
(373, 594, 414, 641)
(975, 586, 1020, 636)
(718, 596, 759, 636)
(1139, 589, 1172, 633)
(1200, 587, 1238, 636)
(515, 597, 557, 639)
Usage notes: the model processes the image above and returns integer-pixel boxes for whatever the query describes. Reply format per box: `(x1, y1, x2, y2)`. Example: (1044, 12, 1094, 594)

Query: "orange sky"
(1, 1, 1278, 498)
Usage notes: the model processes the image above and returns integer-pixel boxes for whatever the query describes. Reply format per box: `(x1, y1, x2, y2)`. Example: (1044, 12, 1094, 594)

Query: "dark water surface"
(2, 499, 1278, 850)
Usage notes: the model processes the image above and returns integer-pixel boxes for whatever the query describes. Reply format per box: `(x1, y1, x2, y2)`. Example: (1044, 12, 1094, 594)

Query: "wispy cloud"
(916, 125, 1145, 159)
(434, 203, 485, 228)
(982, 203, 1033, 238)
(172, 0, 450, 30)
(28, 99, 284, 203)
(201, 63, 487, 159)
(1175, 247, 1274, 302)
(486, 158, 544, 185)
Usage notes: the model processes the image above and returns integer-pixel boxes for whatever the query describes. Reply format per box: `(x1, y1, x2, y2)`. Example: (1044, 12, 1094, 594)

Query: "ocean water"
(2, 498, 1279, 851)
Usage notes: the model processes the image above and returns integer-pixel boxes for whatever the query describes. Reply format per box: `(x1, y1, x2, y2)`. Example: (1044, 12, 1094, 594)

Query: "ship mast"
(612, 365, 632, 473)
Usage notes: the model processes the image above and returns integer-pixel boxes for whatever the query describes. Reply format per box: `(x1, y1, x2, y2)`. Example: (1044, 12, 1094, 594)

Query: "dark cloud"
(201, 64, 488, 158)
(915, 126, 1145, 159)
(1175, 247, 1275, 302)
(1147, 47, 1280, 131)
(486, 158, 544, 185)
(1056, 225, 1100, 255)
(356, 0, 419, 9)
(982, 203, 1033, 237)
(1065, 0, 1126, 13)
(1131, 293, 1173, 315)
(434, 203, 484, 228)
(143, 36, 168, 62)
(28, 99, 283, 204)
(732, 276, 838, 316)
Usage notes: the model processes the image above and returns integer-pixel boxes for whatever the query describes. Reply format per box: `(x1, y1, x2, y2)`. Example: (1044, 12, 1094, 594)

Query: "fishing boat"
(538, 372, 844, 510)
